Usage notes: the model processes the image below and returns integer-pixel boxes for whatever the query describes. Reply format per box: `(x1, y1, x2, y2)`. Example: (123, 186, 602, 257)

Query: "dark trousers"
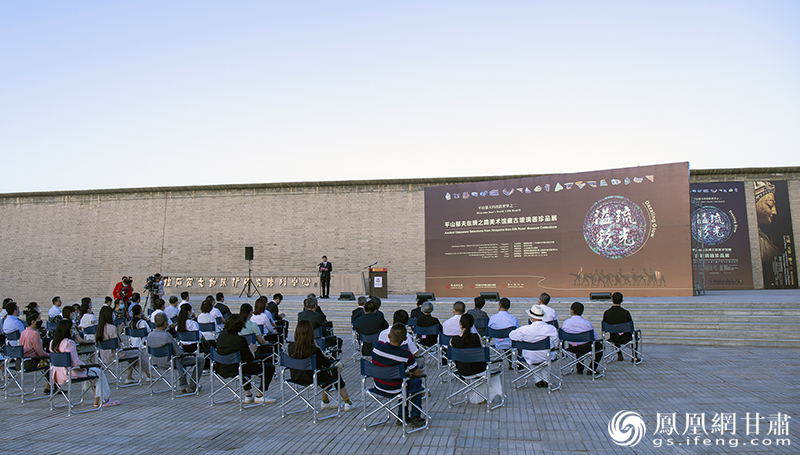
(567, 341, 603, 373)
(320, 277, 330, 298)
(396, 378, 423, 418)
(243, 362, 275, 392)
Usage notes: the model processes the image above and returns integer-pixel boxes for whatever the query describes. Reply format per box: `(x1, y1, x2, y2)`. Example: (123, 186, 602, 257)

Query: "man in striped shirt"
(371, 324, 425, 427)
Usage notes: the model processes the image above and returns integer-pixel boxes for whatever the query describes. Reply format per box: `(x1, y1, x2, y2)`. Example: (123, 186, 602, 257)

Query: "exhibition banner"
(424, 162, 693, 297)
(690, 182, 754, 289)
(754, 180, 798, 289)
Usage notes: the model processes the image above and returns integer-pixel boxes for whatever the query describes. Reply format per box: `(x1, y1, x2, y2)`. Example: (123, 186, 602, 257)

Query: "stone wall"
(1, 167, 797, 304)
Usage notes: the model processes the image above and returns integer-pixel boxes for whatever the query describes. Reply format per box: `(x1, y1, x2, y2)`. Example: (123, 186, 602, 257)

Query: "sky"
(1, 1, 798, 194)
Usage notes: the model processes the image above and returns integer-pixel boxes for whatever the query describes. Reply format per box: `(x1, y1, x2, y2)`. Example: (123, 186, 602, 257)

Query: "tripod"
(239, 259, 262, 298)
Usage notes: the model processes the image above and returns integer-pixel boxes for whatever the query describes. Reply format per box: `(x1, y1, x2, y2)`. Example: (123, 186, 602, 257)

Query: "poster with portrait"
(690, 182, 753, 289)
(754, 180, 798, 289)
(424, 162, 693, 297)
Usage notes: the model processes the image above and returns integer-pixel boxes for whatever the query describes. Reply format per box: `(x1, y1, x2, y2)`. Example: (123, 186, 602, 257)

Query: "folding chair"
(48, 351, 102, 416)
(97, 338, 142, 388)
(147, 344, 200, 398)
(209, 347, 266, 410)
(445, 346, 504, 412)
(511, 339, 561, 393)
(313, 329, 342, 360)
(360, 358, 428, 437)
(358, 332, 380, 358)
(350, 320, 361, 358)
(546, 320, 559, 329)
(602, 321, 642, 366)
(4, 345, 49, 402)
(437, 332, 454, 382)
(485, 326, 515, 370)
(412, 325, 439, 369)
(558, 329, 604, 380)
(279, 352, 340, 422)
(474, 318, 487, 335)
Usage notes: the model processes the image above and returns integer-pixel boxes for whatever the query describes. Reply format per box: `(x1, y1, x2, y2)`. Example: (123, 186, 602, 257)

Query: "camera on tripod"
(144, 274, 166, 293)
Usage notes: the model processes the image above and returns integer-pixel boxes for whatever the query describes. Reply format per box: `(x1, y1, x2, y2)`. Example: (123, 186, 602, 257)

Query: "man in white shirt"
(178, 291, 191, 311)
(164, 296, 180, 321)
(150, 299, 167, 324)
(48, 296, 63, 320)
(539, 293, 558, 325)
(378, 309, 419, 357)
(509, 304, 559, 388)
(2, 302, 25, 346)
(442, 301, 477, 337)
(561, 301, 603, 375)
(487, 298, 519, 351)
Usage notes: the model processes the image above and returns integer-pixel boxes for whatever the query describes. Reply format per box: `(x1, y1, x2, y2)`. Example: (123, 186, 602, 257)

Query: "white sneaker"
(262, 396, 277, 404)
(320, 401, 338, 410)
(342, 402, 353, 412)
(244, 395, 255, 404)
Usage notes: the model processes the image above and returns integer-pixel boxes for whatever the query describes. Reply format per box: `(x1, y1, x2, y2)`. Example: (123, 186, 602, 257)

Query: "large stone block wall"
(1, 168, 797, 305)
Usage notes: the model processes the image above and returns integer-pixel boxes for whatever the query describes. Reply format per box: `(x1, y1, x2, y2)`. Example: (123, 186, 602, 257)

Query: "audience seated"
(561, 302, 602, 374)
(355, 299, 389, 356)
(509, 304, 559, 388)
(176, 303, 200, 353)
(19, 310, 51, 393)
(372, 324, 425, 428)
(215, 314, 276, 403)
(378, 310, 419, 357)
(487, 298, 519, 362)
(443, 301, 477, 337)
(97, 306, 142, 384)
(50, 319, 117, 407)
(466, 297, 489, 336)
(147, 313, 200, 394)
(415, 301, 440, 348)
(288, 320, 353, 411)
(77, 298, 98, 341)
(602, 292, 636, 361)
(538, 293, 558, 325)
(410, 296, 426, 320)
(197, 297, 219, 344)
(3, 301, 25, 346)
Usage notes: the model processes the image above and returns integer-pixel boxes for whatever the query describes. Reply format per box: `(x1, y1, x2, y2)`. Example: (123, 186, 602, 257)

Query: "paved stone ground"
(2, 335, 797, 454)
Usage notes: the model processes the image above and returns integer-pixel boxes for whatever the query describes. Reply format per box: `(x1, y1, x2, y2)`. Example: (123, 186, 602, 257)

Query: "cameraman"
(147, 274, 166, 314)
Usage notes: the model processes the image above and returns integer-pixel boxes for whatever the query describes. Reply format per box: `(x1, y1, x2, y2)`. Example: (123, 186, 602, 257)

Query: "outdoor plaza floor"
(1, 335, 797, 455)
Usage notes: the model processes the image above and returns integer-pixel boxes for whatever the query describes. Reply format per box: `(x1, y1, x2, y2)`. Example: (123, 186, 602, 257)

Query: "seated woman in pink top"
(19, 310, 51, 393)
(50, 319, 118, 408)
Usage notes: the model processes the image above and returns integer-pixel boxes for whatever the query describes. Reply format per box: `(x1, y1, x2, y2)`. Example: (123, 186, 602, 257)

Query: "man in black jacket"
(355, 299, 389, 356)
(318, 256, 332, 298)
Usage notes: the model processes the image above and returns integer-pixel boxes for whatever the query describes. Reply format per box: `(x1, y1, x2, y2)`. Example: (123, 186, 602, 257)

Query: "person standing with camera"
(145, 274, 165, 314)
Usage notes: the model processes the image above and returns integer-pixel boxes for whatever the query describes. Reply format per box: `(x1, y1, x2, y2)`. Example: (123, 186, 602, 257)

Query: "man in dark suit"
(355, 299, 389, 356)
(318, 256, 332, 299)
(602, 292, 636, 361)
(298, 297, 325, 330)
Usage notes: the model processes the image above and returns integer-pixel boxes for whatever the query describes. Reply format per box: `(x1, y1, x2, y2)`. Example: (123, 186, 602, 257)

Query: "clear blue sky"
(2, 1, 798, 194)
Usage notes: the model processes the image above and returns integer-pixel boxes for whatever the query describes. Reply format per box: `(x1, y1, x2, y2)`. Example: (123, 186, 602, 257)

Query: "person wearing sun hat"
(509, 304, 559, 388)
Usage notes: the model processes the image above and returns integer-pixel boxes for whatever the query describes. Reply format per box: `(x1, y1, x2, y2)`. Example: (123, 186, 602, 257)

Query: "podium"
(368, 268, 388, 298)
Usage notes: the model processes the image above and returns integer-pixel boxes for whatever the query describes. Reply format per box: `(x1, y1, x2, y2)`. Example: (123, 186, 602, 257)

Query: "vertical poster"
(690, 182, 753, 289)
(754, 181, 798, 289)
(424, 162, 693, 297)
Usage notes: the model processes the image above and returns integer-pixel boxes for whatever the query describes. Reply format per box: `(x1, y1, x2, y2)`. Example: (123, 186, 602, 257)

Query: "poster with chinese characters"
(754, 180, 798, 289)
(690, 182, 754, 289)
(424, 162, 693, 297)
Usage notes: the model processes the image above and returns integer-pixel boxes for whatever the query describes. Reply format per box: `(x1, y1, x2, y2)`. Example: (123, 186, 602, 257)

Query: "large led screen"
(425, 162, 693, 297)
